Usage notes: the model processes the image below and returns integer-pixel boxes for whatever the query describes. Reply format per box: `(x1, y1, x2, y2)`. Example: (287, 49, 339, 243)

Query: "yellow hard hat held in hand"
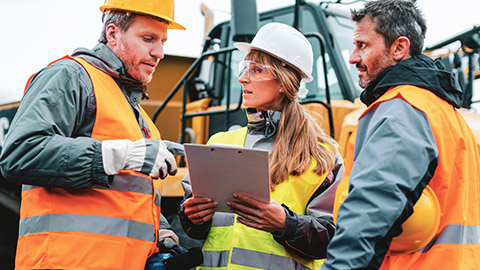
(100, 0, 186, 30)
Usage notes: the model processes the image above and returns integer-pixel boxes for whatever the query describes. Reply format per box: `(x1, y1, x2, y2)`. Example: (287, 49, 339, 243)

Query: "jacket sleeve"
(321, 98, 438, 270)
(0, 59, 110, 189)
(178, 173, 213, 239)
(273, 150, 344, 259)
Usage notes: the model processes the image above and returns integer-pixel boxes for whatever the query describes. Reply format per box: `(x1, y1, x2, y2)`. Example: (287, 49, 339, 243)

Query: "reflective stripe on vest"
(202, 248, 313, 270)
(420, 224, 480, 252)
(21, 174, 162, 203)
(15, 56, 163, 270)
(211, 212, 235, 227)
(230, 248, 312, 270)
(202, 250, 230, 268)
(199, 127, 326, 270)
(367, 86, 480, 270)
(19, 214, 155, 241)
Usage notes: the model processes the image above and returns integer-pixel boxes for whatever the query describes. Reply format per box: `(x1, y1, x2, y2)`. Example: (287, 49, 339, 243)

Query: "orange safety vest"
(16, 56, 163, 270)
(361, 86, 480, 269)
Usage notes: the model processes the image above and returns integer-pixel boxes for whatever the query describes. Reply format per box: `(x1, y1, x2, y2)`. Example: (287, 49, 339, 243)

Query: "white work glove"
(102, 138, 178, 179)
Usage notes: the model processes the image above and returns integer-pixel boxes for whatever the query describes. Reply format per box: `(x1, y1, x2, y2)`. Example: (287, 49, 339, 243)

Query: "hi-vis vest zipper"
(199, 127, 327, 270)
(16, 56, 162, 270)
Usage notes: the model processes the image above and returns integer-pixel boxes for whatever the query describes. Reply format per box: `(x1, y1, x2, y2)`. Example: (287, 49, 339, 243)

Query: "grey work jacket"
(0, 43, 148, 189)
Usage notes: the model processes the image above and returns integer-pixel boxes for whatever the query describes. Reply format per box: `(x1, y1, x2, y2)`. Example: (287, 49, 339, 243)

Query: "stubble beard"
(358, 54, 393, 89)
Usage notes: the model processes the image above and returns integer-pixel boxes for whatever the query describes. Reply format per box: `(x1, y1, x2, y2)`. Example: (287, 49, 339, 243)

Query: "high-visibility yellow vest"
(16, 56, 162, 270)
(199, 127, 326, 270)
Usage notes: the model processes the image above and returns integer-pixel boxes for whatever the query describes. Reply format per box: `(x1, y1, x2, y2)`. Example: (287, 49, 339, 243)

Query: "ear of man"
(391, 36, 411, 62)
(106, 24, 118, 47)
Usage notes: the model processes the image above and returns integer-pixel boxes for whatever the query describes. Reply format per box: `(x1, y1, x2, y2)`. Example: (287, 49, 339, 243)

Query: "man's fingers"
(166, 159, 178, 176)
(165, 155, 177, 174)
(158, 166, 167, 179)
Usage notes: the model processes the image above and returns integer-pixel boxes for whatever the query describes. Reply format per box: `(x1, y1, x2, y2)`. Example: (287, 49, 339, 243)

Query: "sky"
(1, 0, 479, 104)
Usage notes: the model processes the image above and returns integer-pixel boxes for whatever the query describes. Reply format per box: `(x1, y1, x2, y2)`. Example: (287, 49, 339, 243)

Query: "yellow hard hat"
(332, 176, 349, 224)
(333, 183, 441, 254)
(389, 185, 440, 254)
(99, 0, 186, 30)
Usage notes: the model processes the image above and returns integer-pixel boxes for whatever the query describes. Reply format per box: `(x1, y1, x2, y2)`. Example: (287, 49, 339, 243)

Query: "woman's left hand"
(227, 192, 286, 233)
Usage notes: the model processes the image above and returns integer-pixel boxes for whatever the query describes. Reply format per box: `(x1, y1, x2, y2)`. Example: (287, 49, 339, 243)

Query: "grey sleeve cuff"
(91, 139, 112, 187)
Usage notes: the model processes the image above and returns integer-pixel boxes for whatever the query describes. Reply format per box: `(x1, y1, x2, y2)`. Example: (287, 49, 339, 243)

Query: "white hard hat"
(234, 22, 314, 83)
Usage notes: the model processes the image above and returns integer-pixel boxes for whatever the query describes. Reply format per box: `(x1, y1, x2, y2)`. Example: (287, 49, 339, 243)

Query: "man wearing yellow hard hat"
(0, 0, 188, 269)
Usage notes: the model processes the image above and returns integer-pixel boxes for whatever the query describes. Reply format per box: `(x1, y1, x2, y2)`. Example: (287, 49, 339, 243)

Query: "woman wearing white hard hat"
(179, 22, 344, 269)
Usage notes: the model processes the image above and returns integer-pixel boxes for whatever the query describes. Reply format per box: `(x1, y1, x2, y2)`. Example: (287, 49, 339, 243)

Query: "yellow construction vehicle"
(148, 2, 480, 249)
(155, 0, 368, 198)
(141, 0, 480, 249)
(152, 1, 480, 197)
(423, 25, 480, 109)
(2, 0, 480, 263)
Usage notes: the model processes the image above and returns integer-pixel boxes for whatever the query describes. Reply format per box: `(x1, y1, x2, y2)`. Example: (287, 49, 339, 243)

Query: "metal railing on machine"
(152, 32, 337, 150)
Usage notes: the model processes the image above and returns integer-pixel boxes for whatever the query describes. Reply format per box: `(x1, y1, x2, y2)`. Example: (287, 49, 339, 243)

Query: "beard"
(356, 52, 395, 89)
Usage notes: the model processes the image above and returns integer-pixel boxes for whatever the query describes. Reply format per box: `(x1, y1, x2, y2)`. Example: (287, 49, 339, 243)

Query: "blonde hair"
(246, 50, 336, 188)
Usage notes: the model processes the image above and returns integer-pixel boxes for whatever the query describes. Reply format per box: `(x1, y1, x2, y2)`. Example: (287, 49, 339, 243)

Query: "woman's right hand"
(183, 197, 218, 225)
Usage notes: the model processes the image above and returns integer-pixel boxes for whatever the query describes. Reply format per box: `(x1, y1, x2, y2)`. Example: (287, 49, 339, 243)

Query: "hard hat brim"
(234, 42, 313, 83)
(233, 42, 253, 55)
(100, 5, 186, 30)
(167, 21, 186, 30)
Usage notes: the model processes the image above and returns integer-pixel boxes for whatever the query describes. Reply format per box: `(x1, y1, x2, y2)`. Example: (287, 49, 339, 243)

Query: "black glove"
(163, 247, 203, 270)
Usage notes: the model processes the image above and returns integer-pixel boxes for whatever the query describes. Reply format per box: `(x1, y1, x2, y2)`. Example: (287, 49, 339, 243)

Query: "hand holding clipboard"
(184, 143, 270, 213)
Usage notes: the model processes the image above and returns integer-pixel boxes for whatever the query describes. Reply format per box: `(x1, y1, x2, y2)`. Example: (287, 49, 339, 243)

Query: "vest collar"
(360, 54, 462, 108)
(72, 43, 148, 96)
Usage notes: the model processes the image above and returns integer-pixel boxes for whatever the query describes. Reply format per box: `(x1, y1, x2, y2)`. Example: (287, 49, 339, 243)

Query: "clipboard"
(184, 143, 270, 213)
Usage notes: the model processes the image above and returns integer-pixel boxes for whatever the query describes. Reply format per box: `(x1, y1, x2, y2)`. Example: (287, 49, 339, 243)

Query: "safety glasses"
(238, 60, 277, 81)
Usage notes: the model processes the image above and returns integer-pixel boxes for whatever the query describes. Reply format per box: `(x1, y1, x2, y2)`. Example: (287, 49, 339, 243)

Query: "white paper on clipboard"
(184, 143, 270, 213)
